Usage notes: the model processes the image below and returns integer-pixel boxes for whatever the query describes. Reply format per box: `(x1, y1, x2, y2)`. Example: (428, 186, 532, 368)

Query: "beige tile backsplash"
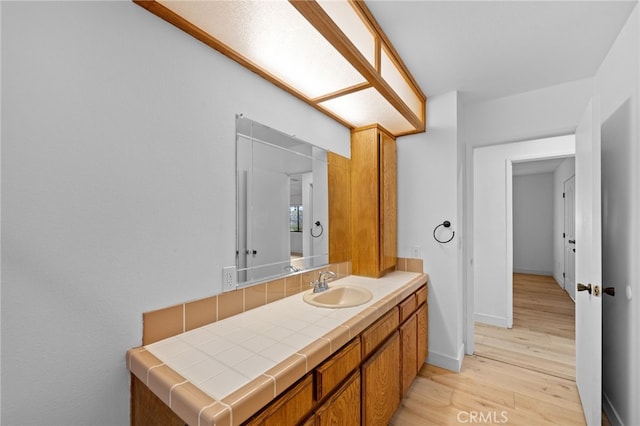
(142, 258, 421, 345)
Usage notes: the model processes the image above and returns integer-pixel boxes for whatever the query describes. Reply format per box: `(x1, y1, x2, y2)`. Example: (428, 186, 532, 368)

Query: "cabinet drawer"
(315, 338, 361, 401)
(399, 294, 417, 323)
(315, 371, 361, 426)
(247, 374, 314, 426)
(361, 307, 399, 358)
(416, 285, 428, 307)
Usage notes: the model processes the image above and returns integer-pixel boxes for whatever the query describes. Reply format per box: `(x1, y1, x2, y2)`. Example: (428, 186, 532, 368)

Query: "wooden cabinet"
(398, 291, 429, 399)
(400, 313, 418, 396)
(131, 375, 186, 426)
(314, 338, 361, 401)
(245, 375, 314, 426)
(361, 307, 399, 358)
(362, 331, 401, 425)
(247, 286, 426, 426)
(313, 371, 361, 426)
(417, 303, 428, 370)
(328, 151, 351, 264)
(133, 284, 427, 426)
(350, 125, 397, 277)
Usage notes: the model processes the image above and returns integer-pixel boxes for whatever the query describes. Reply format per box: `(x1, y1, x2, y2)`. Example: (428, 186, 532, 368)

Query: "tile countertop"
(127, 271, 428, 426)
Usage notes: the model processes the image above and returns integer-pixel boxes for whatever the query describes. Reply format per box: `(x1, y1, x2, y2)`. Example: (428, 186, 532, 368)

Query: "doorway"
(474, 158, 578, 390)
(469, 135, 576, 337)
(475, 156, 576, 376)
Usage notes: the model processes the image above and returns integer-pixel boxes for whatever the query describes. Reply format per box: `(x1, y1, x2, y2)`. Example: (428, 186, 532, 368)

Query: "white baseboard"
(426, 344, 465, 373)
(603, 390, 623, 426)
(552, 273, 565, 288)
(475, 313, 509, 328)
(513, 267, 553, 276)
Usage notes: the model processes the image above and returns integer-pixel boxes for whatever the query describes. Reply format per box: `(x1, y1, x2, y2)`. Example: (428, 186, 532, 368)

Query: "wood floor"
(475, 273, 575, 381)
(390, 273, 586, 425)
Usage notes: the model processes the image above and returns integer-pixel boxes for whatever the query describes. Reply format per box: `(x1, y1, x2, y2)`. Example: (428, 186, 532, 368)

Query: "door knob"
(577, 283, 592, 294)
(604, 287, 615, 297)
(578, 283, 601, 296)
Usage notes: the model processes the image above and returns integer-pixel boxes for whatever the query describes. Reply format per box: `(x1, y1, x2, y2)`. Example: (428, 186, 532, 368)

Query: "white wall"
(513, 173, 554, 275)
(1, 2, 349, 425)
(397, 92, 464, 372)
(552, 157, 575, 289)
(461, 78, 593, 147)
(472, 135, 575, 328)
(595, 5, 640, 425)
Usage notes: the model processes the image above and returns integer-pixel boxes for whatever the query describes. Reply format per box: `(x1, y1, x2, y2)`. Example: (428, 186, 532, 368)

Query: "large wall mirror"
(236, 115, 328, 286)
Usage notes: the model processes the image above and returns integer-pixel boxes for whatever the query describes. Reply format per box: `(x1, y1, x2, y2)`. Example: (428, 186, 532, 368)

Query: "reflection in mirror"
(236, 115, 328, 286)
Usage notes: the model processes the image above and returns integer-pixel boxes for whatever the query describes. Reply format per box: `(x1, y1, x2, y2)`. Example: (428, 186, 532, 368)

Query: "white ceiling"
(366, 0, 637, 105)
(512, 157, 569, 176)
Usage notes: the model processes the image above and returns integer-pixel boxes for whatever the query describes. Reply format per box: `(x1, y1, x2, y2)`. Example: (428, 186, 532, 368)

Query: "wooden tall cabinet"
(328, 151, 352, 264)
(350, 125, 397, 277)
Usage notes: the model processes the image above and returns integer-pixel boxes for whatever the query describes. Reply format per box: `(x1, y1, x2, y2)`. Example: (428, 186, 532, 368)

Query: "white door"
(575, 99, 602, 425)
(251, 168, 290, 281)
(564, 175, 576, 300)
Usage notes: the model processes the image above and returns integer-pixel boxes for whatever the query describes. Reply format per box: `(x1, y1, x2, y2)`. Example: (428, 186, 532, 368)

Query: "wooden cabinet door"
(400, 314, 418, 397)
(417, 303, 428, 370)
(350, 125, 397, 277)
(379, 129, 397, 273)
(328, 151, 351, 264)
(315, 371, 361, 426)
(350, 126, 381, 277)
(362, 331, 400, 426)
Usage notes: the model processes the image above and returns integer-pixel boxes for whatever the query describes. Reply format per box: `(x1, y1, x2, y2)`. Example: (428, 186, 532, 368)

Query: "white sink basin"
(303, 285, 373, 308)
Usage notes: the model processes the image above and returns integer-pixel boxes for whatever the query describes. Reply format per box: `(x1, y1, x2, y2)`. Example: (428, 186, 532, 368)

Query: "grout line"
(169, 380, 188, 407)
(263, 373, 277, 397)
(146, 363, 165, 385)
(296, 351, 309, 372)
(217, 400, 233, 426)
(198, 400, 219, 426)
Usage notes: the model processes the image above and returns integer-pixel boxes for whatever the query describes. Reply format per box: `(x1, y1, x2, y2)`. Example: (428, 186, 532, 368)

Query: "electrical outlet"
(222, 266, 237, 292)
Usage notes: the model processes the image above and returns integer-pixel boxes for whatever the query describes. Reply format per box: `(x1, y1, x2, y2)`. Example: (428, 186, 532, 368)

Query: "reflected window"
(290, 205, 303, 232)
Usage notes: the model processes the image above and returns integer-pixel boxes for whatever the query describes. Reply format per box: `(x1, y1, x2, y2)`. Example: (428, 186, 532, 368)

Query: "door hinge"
(563, 232, 566, 238)
(563, 272, 566, 278)
(563, 192, 565, 198)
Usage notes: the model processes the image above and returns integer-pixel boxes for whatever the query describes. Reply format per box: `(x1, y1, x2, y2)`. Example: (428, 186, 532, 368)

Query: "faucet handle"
(319, 270, 337, 281)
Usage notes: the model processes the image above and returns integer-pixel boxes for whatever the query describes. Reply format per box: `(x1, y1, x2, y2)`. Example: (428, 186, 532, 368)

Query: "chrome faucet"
(284, 265, 299, 272)
(310, 270, 337, 293)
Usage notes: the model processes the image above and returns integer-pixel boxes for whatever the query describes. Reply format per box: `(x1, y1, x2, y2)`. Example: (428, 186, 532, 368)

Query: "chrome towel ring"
(433, 220, 455, 244)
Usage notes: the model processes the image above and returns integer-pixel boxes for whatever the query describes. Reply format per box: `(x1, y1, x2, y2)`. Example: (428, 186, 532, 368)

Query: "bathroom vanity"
(127, 270, 428, 426)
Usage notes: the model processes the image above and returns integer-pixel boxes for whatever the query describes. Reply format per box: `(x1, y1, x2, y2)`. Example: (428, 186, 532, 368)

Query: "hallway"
(475, 273, 575, 380)
(391, 273, 585, 425)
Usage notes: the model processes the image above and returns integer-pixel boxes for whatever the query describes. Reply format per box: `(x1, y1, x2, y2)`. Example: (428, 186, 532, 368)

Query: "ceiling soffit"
(133, 0, 426, 136)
